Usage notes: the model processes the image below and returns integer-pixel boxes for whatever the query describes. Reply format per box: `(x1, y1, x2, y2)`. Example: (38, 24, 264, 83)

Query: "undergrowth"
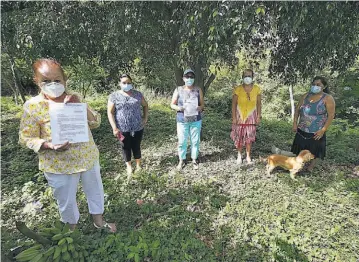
(1, 95, 358, 262)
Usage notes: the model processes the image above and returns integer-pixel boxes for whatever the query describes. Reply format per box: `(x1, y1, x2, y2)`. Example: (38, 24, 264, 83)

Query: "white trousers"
(44, 162, 104, 224)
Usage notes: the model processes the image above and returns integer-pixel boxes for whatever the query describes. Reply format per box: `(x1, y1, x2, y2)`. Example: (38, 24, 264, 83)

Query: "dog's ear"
(306, 153, 314, 160)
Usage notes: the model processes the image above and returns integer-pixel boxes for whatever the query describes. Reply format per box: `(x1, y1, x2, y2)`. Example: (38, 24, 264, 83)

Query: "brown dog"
(266, 150, 315, 179)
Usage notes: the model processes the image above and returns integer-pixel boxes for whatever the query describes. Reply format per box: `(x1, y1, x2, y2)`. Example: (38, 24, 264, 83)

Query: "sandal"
(93, 222, 117, 233)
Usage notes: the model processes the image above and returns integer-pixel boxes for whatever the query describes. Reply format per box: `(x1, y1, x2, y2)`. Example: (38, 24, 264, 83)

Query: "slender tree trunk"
(82, 83, 87, 99)
(203, 73, 216, 95)
(10, 58, 20, 104)
(4, 77, 19, 105)
(17, 80, 27, 103)
(289, 85, 295, 120)
(9, 58, 26, 103)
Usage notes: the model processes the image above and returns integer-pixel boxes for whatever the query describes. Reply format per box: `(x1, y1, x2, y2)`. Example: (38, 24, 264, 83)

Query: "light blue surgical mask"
(310, 85, 321, 94)
(243, 77, 253, 85)
(121, 83, 133, 92)
(184, 78, 194, 86)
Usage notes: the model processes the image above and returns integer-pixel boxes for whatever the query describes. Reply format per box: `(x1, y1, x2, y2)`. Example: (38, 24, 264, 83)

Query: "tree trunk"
(203, 73, 216, 95)
(4, 77, 19, 105)
(194, 59, 204, 91)
(82, 83, 86, 99)
(289, 85, 295, 120)
(15, 221, 52, 245)
(174, 66, 183, 87)
(18, 83, 27, 104)
(9, 58, 26, 104)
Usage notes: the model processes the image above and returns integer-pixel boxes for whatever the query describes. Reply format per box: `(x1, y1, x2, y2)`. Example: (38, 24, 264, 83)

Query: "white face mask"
(42, 82, 65, 98)
(243, 77, 253, 85)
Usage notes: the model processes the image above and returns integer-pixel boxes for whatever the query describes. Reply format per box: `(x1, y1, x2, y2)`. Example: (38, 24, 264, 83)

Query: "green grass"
(1, 95, 359, 261)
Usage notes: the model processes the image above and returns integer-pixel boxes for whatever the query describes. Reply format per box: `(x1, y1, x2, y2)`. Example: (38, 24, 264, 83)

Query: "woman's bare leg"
(246, 143, 252, 163)
(307, 158, 319, 172)
(237, 147, 242, 164)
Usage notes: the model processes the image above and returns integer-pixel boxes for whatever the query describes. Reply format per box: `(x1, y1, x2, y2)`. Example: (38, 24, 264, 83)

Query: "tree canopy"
(1, 1, 359, 96)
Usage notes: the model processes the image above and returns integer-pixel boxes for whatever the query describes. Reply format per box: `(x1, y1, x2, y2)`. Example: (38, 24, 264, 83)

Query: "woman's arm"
(256, 94, 262, 124)
(170, 88, 183, 111)
(293, 94, 306, 132)
(19, 102, 69, 152)
(232, 94, 238, 124)
(141, 96, 149, 125)
(107, 100, 120, 137)
(322, 95, 335, 131)
(314, 95, 335, 140)
(19, 102, 47, 153)
(86, 107, 101, 129)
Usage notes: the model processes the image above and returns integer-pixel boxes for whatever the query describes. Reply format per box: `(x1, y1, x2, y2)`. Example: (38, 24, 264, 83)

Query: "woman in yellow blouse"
(231, 69, 262, 164)
(19, 58, 116, 232)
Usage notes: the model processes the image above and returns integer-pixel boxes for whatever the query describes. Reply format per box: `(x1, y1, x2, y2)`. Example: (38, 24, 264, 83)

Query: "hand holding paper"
(183, 96, 199, 117)
(49, 103, 89, 144)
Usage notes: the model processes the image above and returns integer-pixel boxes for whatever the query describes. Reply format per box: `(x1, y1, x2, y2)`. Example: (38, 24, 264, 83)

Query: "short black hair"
(120, 73, 132, 81)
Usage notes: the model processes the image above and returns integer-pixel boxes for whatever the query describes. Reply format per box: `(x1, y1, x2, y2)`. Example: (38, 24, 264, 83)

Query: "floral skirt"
(230, 112, 257, 149)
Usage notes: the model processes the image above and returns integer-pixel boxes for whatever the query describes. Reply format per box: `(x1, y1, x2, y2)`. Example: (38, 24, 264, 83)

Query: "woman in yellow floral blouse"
(19, 58, 116, 232)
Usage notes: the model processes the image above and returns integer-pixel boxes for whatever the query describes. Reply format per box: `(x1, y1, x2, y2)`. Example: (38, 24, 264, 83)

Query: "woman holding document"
(170, 69, 204, 171)
(19, 58, 116, 232)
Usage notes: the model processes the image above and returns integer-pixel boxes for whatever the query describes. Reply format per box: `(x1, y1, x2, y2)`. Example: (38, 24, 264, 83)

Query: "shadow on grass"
(343, 177, 359, 205)
(81, 170, 271, 261)
(1, 117, 40, 190)
(273, 238, 309, 262)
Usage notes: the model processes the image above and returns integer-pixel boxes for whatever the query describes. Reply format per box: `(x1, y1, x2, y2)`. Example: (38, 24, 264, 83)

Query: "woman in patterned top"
(107, 74, 148, 175)
(231, 69, 262, 164)
(291, 76, 335, 172)
(19, 58, 116, 232)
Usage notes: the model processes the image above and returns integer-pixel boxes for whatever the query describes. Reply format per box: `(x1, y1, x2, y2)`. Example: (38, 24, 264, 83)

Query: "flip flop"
(93, 222, 117, 233)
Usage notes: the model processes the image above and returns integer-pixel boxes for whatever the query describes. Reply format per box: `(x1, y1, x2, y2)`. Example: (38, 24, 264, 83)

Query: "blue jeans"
(177, 120, 202, 161)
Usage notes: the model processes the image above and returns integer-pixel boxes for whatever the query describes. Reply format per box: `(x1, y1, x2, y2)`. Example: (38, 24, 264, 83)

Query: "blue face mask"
(184, 78, 194, 86)
(121, 83, 133, 92)
(310, 85, 321, 94)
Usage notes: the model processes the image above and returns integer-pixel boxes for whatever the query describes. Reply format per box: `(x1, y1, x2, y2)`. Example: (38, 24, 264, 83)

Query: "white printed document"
(183, 96, 199, 117)
(49, 103, 89, 144)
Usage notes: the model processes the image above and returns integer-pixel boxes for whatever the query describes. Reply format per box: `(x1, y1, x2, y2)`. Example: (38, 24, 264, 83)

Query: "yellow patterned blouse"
(19, 94, 100, 174)
(233, 84, 261, 121)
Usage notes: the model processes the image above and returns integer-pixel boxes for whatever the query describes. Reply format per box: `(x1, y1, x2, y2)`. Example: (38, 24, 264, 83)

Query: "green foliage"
(267, 2, 359, 83)
(2, 95, 359, 262)
(64, 57, 108, 98)
(14, 222, 86, 262)
(332, 61, 359, 125)
(3, 1, 358, 98)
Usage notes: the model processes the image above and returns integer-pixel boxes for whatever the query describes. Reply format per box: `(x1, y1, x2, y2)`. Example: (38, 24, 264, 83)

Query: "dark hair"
(242, 69, 254, 78)
(312, 76, 329, 93)
(120, 73, 132, 81)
